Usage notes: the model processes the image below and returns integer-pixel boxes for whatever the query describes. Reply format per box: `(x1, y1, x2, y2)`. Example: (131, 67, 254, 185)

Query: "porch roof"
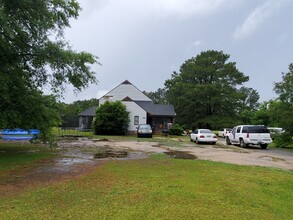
(134, 101, 175, 117)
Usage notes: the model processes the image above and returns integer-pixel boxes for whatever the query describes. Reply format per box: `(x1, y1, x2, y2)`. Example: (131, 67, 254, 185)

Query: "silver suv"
(226, 125, 272, 149)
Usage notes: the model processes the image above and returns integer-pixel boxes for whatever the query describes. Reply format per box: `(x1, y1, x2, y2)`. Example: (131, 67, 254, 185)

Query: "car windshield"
(200, 129, 213, 134)
(139, 125, 151, 129)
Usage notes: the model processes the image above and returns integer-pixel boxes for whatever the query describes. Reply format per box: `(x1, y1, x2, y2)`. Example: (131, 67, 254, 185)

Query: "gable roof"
(99, 80, 152, 102)
(121, 80, 132, 84)
(121, 96, 133, 101)
(78, 106, 97, 116)
(134, 101, 175, 116)
(79, 80, 176, 118)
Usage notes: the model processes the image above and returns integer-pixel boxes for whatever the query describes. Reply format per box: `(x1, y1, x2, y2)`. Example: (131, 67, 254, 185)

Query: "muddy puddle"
(0, 141, 149, 195)
(34, 150, 148, 176)
(164, 151, 197, 159)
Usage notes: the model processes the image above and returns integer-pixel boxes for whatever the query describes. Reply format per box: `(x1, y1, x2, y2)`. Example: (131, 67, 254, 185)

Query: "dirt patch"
(57, 138, 293, 171)
(0, 139, 148, 196)
(0, 158, 105, 197)
(183, 139, 293, 171)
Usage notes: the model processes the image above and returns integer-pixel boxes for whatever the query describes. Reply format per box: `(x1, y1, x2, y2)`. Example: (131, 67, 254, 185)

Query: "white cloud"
(185, 40, 202, 53)
(233, 0, 289, 41)
(193, 40, 202, 47)
(152, 0, 229, 17)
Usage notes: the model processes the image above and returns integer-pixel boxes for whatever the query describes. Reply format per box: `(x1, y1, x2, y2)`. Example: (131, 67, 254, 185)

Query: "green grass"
(0, 143, 57, 171)
(0, 154, 292, 220)
(52, 127, 94, 137)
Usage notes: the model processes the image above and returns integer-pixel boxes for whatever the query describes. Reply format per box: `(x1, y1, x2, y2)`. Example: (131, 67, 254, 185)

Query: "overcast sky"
(61, 0, 293, 103)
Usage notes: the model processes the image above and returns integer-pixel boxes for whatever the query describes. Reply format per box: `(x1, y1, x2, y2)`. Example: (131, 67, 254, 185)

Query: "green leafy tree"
(0, 0, 98, 136)
(31, 95, 61, 141)
(274, 64, 293, 103)
(271, 64, 293, 147)
(144, 88, 168, 104)
(251, 102, 270, 126)
(93, 101, 129, 135)
(234, 87, 260, 125)
(165, 50, 254, 129)
(0, 73, 61, 131)
(58, 98, 99, 116)
(237, 87, 260, 111)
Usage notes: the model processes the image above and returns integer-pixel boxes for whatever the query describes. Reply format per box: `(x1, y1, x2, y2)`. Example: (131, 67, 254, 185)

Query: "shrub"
(273, 132, 293, 148)
(93, 101, 129, 135)
(169, 124, 184, 136)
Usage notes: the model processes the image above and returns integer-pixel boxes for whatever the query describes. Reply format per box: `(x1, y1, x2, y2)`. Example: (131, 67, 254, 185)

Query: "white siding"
(123, 101, 147, 131)
(99, 83, 151, 105)
(99, 96, 112, 105)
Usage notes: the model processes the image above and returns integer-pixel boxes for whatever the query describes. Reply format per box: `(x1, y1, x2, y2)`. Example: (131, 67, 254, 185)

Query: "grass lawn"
(0, 149, 292, 219)
(0, 143, 57, 172)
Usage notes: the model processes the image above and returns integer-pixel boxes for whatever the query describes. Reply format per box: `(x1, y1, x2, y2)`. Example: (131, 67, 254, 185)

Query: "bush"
(93, 101, 129, 135)
(169, 124, 184, 136)
(273, 132, 293, 148)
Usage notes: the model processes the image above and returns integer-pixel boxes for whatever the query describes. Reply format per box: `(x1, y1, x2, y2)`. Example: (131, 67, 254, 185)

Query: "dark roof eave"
(147, 113, 175, 117)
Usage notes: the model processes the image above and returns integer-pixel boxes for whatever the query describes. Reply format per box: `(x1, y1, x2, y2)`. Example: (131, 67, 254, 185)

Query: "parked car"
(226, 125, 272, 149)
(137, 124, 153, 138)
(190, 129, 217, 144)
(218, 128, 232, 138)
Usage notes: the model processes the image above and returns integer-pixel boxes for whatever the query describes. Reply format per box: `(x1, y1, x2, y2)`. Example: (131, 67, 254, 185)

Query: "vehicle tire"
(239, 138, 246, 148)
(196, 138, 199, 144)
(260, 144, 267, 149)
(211, 142, 216, 145)
(226, 137, 231, 145)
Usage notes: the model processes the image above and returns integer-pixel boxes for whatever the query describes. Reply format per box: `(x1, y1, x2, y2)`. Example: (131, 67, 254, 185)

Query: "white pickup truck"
(218, 128, 232, 137)
(226, 125, 272, 149)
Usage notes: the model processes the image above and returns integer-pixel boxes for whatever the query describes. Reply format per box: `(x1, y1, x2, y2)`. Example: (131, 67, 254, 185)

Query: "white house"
(79, 80, 175, 133)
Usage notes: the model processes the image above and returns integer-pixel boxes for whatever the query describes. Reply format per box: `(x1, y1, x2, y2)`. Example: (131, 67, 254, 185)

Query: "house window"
(134, 116, 139, 125)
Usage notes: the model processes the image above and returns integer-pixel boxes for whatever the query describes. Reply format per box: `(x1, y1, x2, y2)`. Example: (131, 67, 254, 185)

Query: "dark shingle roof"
(78, 106, 97, 116)
(121, 80, 132, 84)
(134, 101, 175, 116)
(78, 101, 176, 117)
(122, 96, 133, 101)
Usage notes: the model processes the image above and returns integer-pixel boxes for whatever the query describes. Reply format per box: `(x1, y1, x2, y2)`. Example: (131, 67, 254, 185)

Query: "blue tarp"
(1, 129, 40, 140)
